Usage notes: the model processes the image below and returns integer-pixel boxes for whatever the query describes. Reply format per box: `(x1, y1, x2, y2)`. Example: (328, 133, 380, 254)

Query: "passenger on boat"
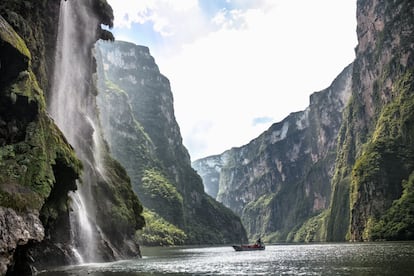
(255, 238, 262, 247)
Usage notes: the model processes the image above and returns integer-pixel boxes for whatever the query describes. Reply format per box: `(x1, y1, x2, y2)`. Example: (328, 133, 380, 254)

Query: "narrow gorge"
(193, 64, 353, 241)
(194, 0, 414, 243)
(0, 0, 413, 274)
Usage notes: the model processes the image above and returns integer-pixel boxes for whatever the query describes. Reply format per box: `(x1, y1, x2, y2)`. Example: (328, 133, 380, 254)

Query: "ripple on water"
(38, 242, 414, 276)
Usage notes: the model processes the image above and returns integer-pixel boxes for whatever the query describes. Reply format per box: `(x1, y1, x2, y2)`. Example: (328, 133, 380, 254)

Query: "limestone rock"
(96, 40, 248, 244)
(0, 208, 43, 275)
(193, 64, 353, 241)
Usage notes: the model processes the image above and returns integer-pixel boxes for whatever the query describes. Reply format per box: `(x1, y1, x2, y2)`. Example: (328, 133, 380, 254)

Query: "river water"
(38, 242, 414, 275)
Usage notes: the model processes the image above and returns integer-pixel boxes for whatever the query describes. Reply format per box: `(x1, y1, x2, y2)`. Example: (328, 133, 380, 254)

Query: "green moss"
(104, 79, 128, 97)
(142, 169, 183, 204)
(96, 40, 247, 245)
(262, 231, 283, 243)
(242, 193, 274, 238)
(348, 69, 414, 236)
(101, 153, 145, 233)
(245, 193, 275, 211)
(292, 210, 329, 242)
(135, 209, 187, 246)
(0, 15, 31, 59)
(0, 26, 81, 211)
(370, 171, 414, 240)
(326, 174, 351, 241)
(139, 169, 184, 226)
(327, 47, 414, 241)
(183, 195, 246, 244)
(0, 117, 81, 210)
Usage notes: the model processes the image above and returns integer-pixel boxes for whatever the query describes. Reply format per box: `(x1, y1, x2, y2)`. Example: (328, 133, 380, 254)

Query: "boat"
(232, 240, 265, 251)
(232, 244, 265, 251)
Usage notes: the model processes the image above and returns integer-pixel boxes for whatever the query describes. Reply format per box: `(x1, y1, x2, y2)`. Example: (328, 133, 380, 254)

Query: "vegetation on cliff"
(0, 0, 146, 273)
(370, 171, 414, 240)
(327, 0, 414, 241)
(195, 0, 414, 243)
(0, 13, 81, 222)
(0, 13, 83, 274)
(194, 65, 352, 242)
(136, 209, 187, 246)
(96, 40, 247, 244)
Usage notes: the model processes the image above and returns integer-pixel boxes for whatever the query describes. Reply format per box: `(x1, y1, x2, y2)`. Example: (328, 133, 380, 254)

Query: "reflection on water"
(38, 242, 414, 275)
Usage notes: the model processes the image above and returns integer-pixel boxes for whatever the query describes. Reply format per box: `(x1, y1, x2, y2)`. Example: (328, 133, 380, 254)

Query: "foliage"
(136, 209, 187, 246)
(184, 195, 246, 244)
(141, 168, 183, 205)
(0, 0, 57, 91)
(0, 14, 31, 60)
(0, 47, 81, 211)
(327, 0, 414, 241)
(97, 152, 145, 238)
(96, 40, 247, 245)
(370, 171, 414, 240)
(348, 69, 414, 238)
(291, 211, 329, 242)
(142, 169, 185, 227)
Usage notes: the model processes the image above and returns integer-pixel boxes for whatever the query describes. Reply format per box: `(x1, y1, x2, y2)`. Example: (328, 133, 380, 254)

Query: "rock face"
(0, 208, 44, 275)
(95, 40, 247, 244)
(195, 0, 414, 243)
(193, 64, 353, 241)
(0, 0, 145, 274)
(326, 0, 414, 241)
(0, 9, 80, 274)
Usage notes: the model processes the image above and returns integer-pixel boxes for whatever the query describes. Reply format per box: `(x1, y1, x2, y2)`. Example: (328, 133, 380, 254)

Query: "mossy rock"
(136, 209, 187, 246)
(290, 210, 329, 242)
(140, 168, 184, 226)
(0, 16, 81, 213)
(0, 15, 31, 59)
(0, 15, 30, 90)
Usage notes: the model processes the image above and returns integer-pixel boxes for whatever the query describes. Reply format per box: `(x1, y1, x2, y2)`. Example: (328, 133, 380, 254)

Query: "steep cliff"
(0, 0, 144, 274)
(327, 0, 414, 241)
(195, 0, 414, 243)
(193, 64, 353, 241)
(0, 6, 80, 274)
(95, 40, 247, 244)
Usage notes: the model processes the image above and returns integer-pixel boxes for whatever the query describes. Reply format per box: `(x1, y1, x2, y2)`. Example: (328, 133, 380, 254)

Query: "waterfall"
(69, 192, 94, 263)
(49, 0, 104, 263)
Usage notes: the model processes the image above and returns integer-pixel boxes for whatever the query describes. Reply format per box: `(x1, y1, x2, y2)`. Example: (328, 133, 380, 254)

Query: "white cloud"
(109, 0, 199, 35)
(107, 0, 357, 161)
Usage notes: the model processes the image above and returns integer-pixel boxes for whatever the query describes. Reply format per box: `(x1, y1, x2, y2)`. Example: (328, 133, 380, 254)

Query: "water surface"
(39, 242, 414, 275)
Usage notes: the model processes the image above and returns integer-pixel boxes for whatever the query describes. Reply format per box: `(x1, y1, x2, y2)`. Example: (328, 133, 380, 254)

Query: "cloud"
(106, 0, 357, 161)
(252, 117, 274, 126)
(109, 0, 204, 39)
(112, 0, 198, 24)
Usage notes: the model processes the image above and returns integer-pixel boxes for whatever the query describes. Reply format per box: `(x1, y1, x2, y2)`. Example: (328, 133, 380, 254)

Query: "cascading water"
(49, 0, 105, 263)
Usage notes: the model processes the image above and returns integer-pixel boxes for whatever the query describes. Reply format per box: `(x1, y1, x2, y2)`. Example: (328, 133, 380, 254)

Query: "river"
(38, 242, 414, 275)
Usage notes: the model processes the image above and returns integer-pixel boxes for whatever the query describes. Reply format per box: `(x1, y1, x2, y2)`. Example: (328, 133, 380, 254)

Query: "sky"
(105, 0, 358, 161)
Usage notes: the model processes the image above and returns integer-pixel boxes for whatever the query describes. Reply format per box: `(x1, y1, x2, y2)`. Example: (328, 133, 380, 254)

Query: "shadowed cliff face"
(0, 0, 144, 274)
(45, 0, 144, 265)
(193, 64, 353, 241)
(327, 0, 414, 242)
(95, 40, 247, 244)
(0, 11, 81, 275)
